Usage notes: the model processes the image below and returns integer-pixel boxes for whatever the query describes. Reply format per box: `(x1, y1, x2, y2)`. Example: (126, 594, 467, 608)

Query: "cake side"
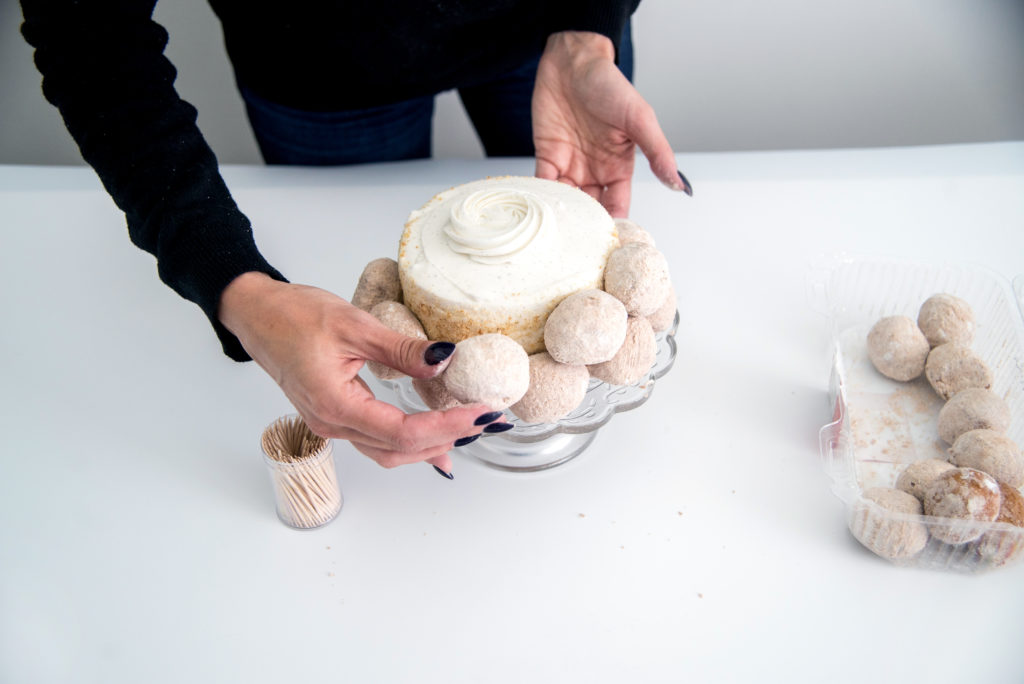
(399, 265, 603, 353)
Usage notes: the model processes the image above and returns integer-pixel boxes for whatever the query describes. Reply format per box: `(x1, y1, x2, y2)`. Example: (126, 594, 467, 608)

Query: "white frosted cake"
(398, 176, 618, 353)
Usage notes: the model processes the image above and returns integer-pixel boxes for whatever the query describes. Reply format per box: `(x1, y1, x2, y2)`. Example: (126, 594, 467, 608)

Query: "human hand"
(219, 272, 503, 476)
(532, 31, 691, 218)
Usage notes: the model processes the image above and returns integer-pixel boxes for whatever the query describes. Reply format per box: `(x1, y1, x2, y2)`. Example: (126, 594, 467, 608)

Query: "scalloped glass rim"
(380, 311, 678, 443)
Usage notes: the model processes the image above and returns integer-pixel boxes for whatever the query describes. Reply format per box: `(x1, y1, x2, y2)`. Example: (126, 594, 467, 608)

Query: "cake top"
(399, 176, 617, 305)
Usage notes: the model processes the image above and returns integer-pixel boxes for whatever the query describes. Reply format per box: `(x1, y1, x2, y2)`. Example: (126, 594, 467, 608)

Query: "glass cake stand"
(377, 313, 679, 472)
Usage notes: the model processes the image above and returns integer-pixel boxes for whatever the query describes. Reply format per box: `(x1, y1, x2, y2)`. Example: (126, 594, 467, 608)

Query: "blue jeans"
(239, 24, 634, 165)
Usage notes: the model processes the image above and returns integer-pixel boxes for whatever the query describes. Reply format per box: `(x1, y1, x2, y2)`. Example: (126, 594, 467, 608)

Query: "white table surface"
(2, 143, 1023, 684)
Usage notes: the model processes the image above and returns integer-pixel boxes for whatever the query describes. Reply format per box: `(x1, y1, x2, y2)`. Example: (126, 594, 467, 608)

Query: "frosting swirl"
(444, 188, 553, 264)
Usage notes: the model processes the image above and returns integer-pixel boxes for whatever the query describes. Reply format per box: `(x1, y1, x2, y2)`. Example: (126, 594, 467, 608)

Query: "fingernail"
(677, 170, 693, 196)
(453, 434, 480, 447)
(483, 422, 514, 434)
(432, 465, 455, 480)
(474, 411, 504, 426)
(424, 342, 456, 365)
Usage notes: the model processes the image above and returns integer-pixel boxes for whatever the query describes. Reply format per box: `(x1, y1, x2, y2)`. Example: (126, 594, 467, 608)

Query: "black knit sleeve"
(20, 0, 286, 361)
(549, 0, 642, 57)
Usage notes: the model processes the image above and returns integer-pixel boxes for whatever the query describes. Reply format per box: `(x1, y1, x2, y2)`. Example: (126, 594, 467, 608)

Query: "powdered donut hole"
(544, 289, 628, 365)
(509, 353, 590, 424)
(924, 343, 993, 400)
(412, 375, 464, 411)
(866, 315, 930, 381)
(948, 429, 1024, 488)
(922, 467, 1002, 544)
(603, 242, 671, 317)
(937, 388, 1011, 444)
(647, 284, 677, 333)
(918, 293, 975, 347)
(977, 482, 1024, 566)
(613, 218, 656, 247)
(442, 333, 530, 410)
(588, 316, 657, 386)
(849, 487, 929, 560)
(352, 257, 402, 312)
(366, 301, 427, 380)
(896, 458, 956, 501)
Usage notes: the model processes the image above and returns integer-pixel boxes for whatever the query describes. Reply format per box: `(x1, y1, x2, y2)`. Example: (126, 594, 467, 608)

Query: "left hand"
(532, 31, 687, 217)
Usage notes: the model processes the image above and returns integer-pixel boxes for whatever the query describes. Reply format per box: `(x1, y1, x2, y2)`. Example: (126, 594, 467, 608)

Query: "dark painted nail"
(474, 411, 504, 426)
(677, 170, 693, 197)
(432, 465, 454, 480)
(453, 434, 480, 447)
(424, 342, 456, 365)
(483, 422, 514, 434)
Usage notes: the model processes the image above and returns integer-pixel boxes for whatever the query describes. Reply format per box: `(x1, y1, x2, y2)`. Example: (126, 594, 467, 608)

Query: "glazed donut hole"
(918, 293, 975, 347)
(509, 353, 591, 424)
(922, 467, 1002, 545)
(351, 257, 402, 312)
(366, 301, 427, 380)
(442, 333, 530, 410)
(866, 315, 930, 381)
(977, 482, 1024, 566)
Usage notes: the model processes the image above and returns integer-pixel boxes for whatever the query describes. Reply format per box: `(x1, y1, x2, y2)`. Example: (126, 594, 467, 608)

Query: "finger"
(337, 391, 496, 453)
(599, 179, 631, 218)
(577, 182, 601, 202)
(554, 174, 580, 190)
(300, 363, 497, 454)
(351, 440, 454, 470)
(352, 318, 456, 379)
(302, 419, 394, 451)
(297, 408, 395, 452)
(294, 376, 398, 451)
(535, 156, 560, 181)
(625, 99, 685, 192)
(426, 452, 454, 477)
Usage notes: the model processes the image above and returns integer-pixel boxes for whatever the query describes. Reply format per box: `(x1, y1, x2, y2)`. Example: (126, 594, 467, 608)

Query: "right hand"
(532, 30, 687, 217)
(218, 272, 498, 474)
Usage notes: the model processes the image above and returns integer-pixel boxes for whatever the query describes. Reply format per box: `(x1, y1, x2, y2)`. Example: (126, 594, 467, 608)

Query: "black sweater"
(20, 0, 640, 360)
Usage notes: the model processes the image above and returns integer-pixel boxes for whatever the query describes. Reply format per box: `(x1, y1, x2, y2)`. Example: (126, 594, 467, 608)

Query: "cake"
(398, 176, 618, 354)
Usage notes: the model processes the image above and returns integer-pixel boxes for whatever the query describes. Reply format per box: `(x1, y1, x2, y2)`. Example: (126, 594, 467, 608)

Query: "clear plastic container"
(810, 256, 1024, 571)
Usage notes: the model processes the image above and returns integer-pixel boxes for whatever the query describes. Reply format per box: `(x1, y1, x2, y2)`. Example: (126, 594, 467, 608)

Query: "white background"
(2, 0, 1023, 164)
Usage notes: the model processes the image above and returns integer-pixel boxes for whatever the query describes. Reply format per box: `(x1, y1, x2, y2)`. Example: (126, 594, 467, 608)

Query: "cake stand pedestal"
(463, 431, 599, 472)
(378, 313, 678, 472)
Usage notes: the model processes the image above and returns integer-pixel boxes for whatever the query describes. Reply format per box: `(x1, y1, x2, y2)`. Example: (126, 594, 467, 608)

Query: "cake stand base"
(461, 430, 599, 472)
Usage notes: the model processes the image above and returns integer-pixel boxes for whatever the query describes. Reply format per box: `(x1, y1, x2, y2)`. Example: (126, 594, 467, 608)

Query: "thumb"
(358, 319, 456, 379)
